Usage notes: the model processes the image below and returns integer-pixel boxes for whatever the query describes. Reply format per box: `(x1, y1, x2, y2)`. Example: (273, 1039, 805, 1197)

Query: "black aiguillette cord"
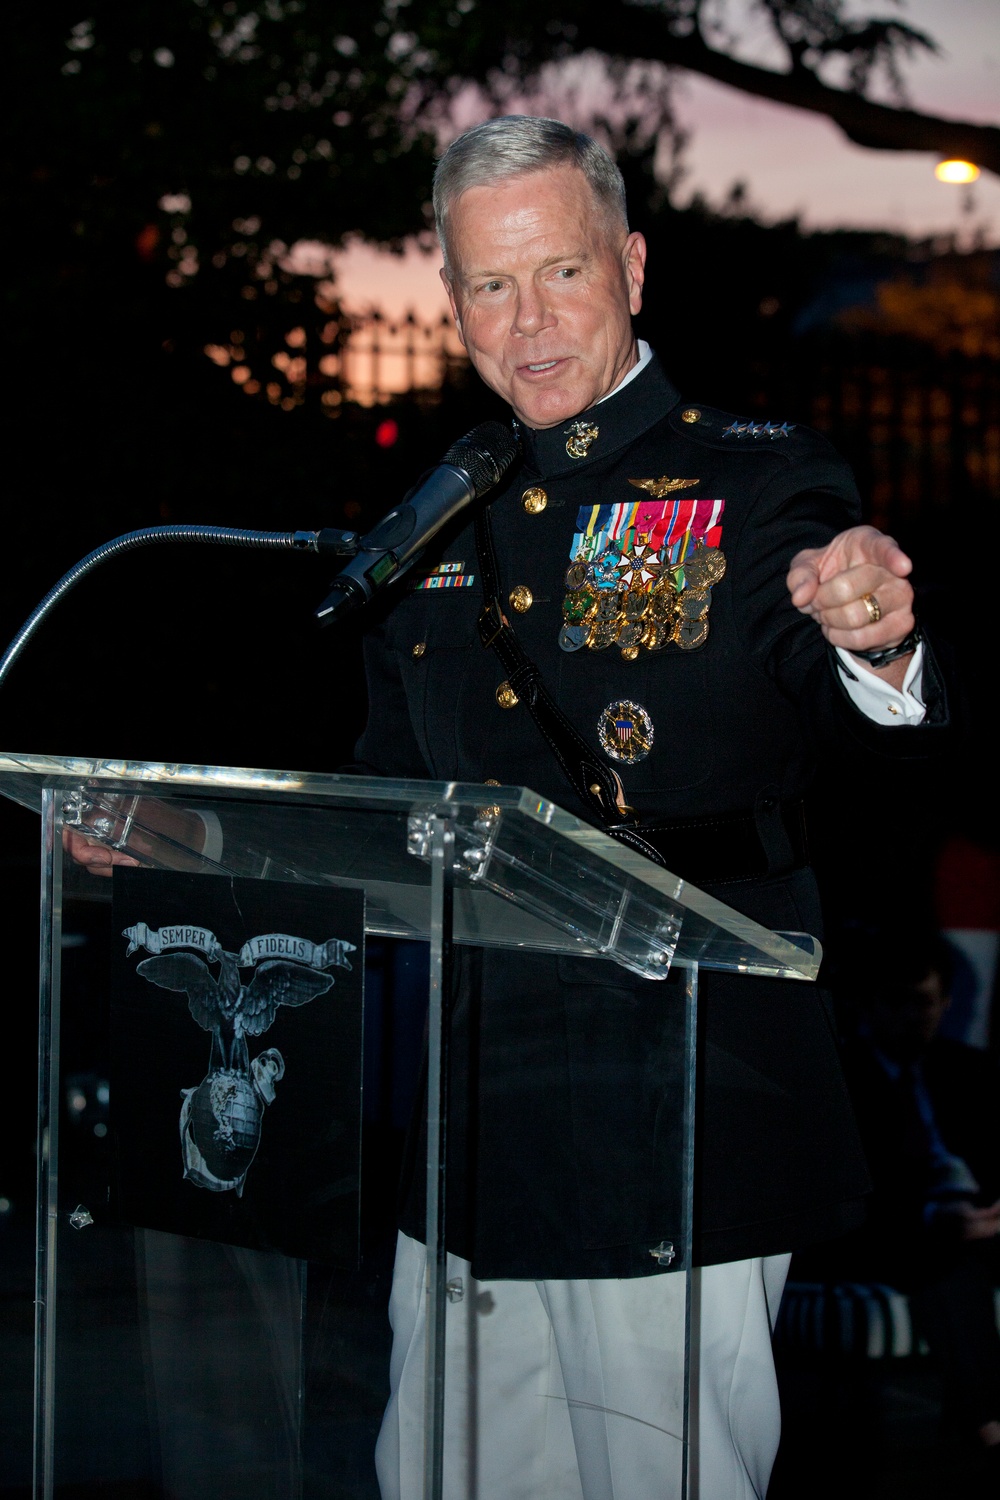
(473, 504, 668, 870)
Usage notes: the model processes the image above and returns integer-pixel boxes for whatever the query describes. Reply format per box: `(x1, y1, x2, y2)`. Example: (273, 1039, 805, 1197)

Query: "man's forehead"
(446, 168, 616, 273)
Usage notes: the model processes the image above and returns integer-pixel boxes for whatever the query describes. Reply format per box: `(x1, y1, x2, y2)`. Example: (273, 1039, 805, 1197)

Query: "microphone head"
(441, 421, 520, 498)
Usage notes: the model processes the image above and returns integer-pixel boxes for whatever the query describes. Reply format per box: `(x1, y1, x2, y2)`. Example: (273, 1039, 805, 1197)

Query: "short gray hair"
(433, 116, 629, 272)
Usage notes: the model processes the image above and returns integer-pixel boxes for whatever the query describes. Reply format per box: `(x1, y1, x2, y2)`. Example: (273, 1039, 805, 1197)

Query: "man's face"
(441, 165, 646, 429)
(871, 970, 951, 1058)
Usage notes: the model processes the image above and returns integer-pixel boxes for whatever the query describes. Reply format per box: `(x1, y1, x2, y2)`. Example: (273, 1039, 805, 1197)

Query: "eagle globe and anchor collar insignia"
(598, 700, 654, 764)
(564, 419, 600, 459)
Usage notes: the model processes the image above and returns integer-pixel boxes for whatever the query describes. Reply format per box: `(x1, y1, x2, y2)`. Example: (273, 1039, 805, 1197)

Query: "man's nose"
(511, 285, 554, 335)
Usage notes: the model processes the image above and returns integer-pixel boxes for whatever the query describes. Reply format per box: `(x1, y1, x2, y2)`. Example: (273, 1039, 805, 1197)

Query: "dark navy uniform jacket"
(355, 355, 950, 1280)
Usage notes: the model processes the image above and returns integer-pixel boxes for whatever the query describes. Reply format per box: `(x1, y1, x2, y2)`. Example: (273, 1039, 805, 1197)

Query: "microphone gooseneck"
(0, 420, 520, 694)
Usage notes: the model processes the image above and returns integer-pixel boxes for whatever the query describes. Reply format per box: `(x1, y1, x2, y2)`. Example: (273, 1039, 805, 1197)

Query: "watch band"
(849, 625, 922, 670)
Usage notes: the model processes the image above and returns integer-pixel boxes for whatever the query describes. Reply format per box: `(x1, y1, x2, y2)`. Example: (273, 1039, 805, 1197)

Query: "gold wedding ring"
(861, 593, 882, 625)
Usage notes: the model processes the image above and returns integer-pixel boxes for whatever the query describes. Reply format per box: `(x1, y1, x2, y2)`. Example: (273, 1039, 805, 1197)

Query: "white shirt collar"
(596, 340, 652, 405)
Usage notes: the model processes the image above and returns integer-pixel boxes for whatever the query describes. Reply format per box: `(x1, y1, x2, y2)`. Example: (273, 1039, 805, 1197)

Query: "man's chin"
(510, 383, 593, 431)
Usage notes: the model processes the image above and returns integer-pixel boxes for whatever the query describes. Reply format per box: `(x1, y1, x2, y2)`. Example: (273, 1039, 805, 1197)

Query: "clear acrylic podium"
(0, 751, 820, 1500)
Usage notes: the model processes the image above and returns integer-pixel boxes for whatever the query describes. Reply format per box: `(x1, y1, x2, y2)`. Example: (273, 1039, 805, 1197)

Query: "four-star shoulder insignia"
(628, 476, 700, 498)
(721, 420, 795, 440)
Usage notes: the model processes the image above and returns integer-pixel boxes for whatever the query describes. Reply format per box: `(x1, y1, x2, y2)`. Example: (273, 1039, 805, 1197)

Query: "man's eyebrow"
(464, 247, 595, 280)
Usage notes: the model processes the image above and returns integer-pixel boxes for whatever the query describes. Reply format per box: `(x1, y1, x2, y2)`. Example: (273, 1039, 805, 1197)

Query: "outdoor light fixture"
(935, 159, 980, 184)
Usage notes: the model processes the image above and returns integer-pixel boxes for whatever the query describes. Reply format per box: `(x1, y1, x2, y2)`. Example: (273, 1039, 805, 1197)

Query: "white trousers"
(375, 1232, 789, 1500)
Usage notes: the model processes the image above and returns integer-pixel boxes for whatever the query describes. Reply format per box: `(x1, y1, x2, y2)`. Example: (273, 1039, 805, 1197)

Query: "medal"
(617, 620, 645, 651)
(562, 588, 596, 625)
(598, 700, 654, 764)
(648, 585, 677, 622)
(592, 550, 623, 589)
(588, 621, 619, 651)
(558, 495, 726, 656)
(559, 624, 589, 652)
(643, 619, 674, 652)
(677, 618, 709, 650)
(595, 589, 624, 622)
(678, 588, 710, 621)
(681, 540, 726, 589)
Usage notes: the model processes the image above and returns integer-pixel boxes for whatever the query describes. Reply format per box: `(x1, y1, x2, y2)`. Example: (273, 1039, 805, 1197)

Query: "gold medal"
(643, 618, 674, 651)
(598, 700, 654, 764)
(648, 584, 678, 622)
(677, 618, 709, 650)
(617, 620, 645, 650)
(565, 561, 590, 591)
(588, 620, 619, 651)
(678, 588, 710, 621)
(682, 541, 726, 589)
(622, 590, 648, 622)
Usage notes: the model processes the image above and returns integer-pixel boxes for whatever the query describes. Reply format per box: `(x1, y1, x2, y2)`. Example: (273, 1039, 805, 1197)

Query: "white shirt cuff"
(189, 808, 224, 863)
(835, 643, 926, 725)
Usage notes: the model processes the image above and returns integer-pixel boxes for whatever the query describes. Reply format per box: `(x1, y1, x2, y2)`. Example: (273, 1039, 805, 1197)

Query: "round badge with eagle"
(598, 700, 654, 764)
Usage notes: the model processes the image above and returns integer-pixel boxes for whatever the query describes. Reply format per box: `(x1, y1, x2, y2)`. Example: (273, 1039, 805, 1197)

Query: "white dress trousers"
(375, 1232, 790, 1500)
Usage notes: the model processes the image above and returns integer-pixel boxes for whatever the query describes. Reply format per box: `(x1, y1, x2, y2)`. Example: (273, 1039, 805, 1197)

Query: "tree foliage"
(8, 0, 997, 318)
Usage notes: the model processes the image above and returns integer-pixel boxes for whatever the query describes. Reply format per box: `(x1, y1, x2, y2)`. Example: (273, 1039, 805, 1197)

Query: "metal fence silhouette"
(335, 309, 468, 407)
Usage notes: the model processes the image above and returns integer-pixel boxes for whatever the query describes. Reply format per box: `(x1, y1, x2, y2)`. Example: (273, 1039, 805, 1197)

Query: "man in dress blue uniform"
(357, 117, 946, 1500)
(65, 115, 947, 1500)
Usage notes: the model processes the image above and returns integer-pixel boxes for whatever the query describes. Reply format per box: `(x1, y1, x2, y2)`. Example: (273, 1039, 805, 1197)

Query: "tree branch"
(568, 15, 1000, 176)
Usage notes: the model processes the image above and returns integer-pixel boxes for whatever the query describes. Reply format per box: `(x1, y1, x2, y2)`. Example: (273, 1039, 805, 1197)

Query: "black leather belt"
(627, 798, 809, 885)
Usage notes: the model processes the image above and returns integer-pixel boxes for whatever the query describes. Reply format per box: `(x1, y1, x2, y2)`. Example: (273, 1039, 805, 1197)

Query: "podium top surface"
(0, 750, 821, 981)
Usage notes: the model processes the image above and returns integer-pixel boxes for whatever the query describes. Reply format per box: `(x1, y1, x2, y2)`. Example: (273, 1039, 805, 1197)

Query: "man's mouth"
(519, 358, 567, 376)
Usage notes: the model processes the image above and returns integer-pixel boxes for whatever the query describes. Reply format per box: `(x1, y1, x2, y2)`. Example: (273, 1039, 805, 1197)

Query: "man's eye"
(555, 268, 579, 279)
(482, 280, 504, 293)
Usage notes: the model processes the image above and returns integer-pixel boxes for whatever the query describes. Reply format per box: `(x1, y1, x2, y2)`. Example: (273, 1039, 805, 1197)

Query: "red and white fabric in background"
(934, 836, 1000, 1049)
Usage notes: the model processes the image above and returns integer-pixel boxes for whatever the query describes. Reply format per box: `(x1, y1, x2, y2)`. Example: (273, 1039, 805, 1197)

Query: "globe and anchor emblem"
(125, 924, 355, 1195)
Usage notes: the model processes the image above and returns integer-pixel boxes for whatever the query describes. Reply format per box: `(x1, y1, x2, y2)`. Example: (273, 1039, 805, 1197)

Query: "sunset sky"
(333, 0, 1000, 318)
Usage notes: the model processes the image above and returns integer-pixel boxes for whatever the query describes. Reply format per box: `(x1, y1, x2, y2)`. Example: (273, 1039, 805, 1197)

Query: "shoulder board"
(666, 401, 835, 456)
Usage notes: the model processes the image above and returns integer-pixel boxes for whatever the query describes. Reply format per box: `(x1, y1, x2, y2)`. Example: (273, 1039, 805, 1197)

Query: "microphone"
(314, 420, 520, 626)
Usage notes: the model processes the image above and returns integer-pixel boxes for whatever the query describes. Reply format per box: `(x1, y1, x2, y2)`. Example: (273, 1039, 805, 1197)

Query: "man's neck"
(595, 339, 652, 406)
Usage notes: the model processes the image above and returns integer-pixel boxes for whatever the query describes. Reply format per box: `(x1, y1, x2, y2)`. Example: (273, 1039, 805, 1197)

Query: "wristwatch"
(849, 625, 922, 670)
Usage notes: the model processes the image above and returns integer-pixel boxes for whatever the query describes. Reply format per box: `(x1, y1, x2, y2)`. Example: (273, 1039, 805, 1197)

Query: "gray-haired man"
(66, 114, 941, 1499)
(358, 115, 940, 1500)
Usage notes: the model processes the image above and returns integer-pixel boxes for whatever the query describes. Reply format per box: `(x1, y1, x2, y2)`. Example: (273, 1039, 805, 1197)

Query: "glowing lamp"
(935, 160, 979, 184)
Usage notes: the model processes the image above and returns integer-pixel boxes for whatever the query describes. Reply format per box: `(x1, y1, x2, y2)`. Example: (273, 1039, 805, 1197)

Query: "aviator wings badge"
(628, 477, 700, 498)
